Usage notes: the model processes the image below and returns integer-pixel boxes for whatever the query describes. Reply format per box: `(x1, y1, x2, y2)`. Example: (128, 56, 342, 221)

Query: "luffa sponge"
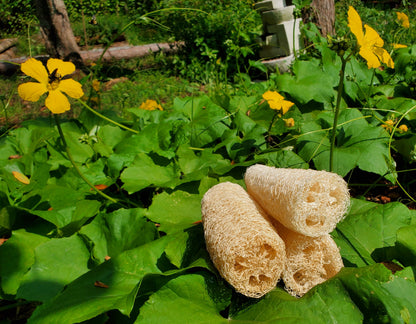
(244, 164, 350, 237)
(275, 225, 344, 297)
(201, 182, 286, 298)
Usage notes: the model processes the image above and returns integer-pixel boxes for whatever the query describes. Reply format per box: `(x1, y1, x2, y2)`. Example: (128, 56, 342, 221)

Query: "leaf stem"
(0, 300, 33, 312)
(330, 55, 348, 172)
(77, 99, 138, 134)
(54, 115, 119, 205)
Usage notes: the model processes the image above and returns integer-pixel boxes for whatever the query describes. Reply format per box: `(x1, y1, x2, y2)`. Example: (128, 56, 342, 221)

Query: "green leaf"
(80, 208, 158, 262)
(395, 225, 416, 267)
(120, 153, 179, 194)
(92, 125, 129, 158)
(176, 145, 232, 182)
(256, 149, 308, 169)
(27, 235, 177, 324)
(338, 264, 416, 324)
(135, 273, 231, 324)
(17, 235, 90, 302)
(0, 229, 49, 295)
(333, 199, 414, 267)
(172, 96, 230, 147)
(47, 122, 94, 166)
(297, 108, 394, 180)
(230, 279, 363, 323)
(275, 60, 337, 104)
(146, 189, 202, 234)
(31, 186, 101, 235)
(163, 224, 209, 269)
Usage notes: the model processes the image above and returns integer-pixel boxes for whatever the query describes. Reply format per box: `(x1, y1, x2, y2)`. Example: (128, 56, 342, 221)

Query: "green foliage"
(0, 0, 34, 35)
(159, 0, 263, 83)
(3, 1, 416, 322)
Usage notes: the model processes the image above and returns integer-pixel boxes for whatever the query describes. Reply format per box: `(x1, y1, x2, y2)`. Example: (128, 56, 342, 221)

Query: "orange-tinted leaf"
(104, 256, 111, 261)
(94, 281, 109, 288)
(12, 171, 30, 184)
(94, 184, 108, 190)
(0, 237, 8, 246)
(8, 155, 22, 160)
(192, 220, 202, 225)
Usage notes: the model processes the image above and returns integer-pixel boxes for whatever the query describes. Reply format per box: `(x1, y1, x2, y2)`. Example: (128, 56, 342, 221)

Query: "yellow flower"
(18, 58, 84, 114)
(348, 6, 394, 69)
(392, 43, 408, 49)
(398, 124, 408, 133)
(262, 90, 294, 115)
(92, 79, 100, 92)
(397, 12, 410, 29)
(283, 118, 295, 127)
(139, 99, 163, 111)
(382, 119, 394, 132)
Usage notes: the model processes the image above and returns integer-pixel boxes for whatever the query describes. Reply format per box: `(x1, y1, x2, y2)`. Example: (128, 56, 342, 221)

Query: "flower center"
(47, 68, 62, 91)
(48, 80, 60, 91)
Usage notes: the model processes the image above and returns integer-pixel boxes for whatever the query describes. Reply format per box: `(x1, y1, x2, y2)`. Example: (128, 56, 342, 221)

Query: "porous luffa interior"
(281, 231, 344, 297)
(201, 182, 286, 298)
(245, 165, 350, 237)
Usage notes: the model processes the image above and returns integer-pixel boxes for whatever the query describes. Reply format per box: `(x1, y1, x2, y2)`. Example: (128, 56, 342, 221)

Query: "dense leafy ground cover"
(1, 1, 416, 323)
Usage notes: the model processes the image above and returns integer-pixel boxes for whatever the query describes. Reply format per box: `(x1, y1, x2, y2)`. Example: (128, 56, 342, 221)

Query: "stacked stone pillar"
(255, 0, 302, 72)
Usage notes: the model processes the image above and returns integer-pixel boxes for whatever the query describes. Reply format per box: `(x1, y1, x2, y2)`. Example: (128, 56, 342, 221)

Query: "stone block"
(261, 19, 302, 57)
(262, 6, 294, 25)
(259, 46, 287, 59)
(255, 0, 287, 12)
(262, 54, 295, 73)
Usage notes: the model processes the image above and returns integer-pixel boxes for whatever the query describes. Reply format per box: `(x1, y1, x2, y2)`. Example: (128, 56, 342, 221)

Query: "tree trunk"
(33, 0, 83, 66)
(302, 0, 335, 37)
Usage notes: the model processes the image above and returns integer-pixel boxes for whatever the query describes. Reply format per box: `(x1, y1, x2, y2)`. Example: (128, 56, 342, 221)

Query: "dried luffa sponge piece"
(277, 226, 344, 297)
(245, 164, 350, 237)
(201, 182, 286, 298)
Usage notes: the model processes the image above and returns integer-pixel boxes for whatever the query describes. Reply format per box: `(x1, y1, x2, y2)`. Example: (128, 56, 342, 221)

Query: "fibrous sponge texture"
(201, 182, 286, 298)
(277, 226, 344, 297)
(245, 164, 350, 237)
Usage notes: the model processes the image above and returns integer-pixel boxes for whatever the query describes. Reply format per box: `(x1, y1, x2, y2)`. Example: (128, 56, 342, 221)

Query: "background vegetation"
(1, 0, 416, 323)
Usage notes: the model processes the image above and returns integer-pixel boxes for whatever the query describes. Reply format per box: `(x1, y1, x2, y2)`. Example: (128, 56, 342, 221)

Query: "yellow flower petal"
(139, 99, 163, 111)
(45, 90, 71, 114)
(372, 47, 394, 69)
(393, 43, 407, 49)
(47, 58, 76, 77)
(262, 90, 284, 102)
(20, 58, 49, 84)
(18, 82, 47, 102)
(59, 79, 84, 99)
(283, 118, 295, 127)
(399, 124, 408, 132)
(12, 171, 30, 184)
(359, 47, 381, 69)
(397, 12, 410, 29)
(262, 90, 294, 113)
(92, 79, 100, 92)
(348, 6, 364, 44)
(281, 100, 294, 115)
(363, 25, 384, 48)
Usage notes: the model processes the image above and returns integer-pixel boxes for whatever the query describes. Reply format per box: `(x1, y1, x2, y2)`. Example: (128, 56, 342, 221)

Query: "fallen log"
(0, 42, 182, 75)
(0, 38, 18, 54)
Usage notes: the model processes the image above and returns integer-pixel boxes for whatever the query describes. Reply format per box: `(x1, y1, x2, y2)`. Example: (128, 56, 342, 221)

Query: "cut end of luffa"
(277, 226, 344, 297)
(244, 164, 350, 237)
(201, 182, 286, 298)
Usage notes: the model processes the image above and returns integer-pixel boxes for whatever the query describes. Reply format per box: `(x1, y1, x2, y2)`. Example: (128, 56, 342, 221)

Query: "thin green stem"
(330, 55, 348, 172)
(0, 300, 32, 312)
(54, 115, 119, 205)
(77, 99, 138, 134)
(266, 111, 280, 148)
